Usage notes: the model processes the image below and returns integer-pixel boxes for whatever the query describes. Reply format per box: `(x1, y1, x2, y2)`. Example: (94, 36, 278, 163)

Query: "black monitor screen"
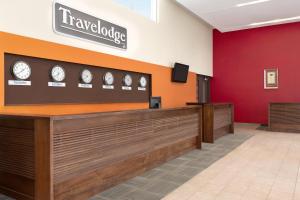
(172, 63, 189, 83)
(149, 96, 161, 109)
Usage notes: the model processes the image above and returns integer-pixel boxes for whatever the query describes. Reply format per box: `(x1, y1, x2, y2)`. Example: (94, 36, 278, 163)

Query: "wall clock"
(123, 74, 132, 86)
(81, 69, 93, 84)
(139, 76, 147, 88)
(51, 65, 65, 82)
(11, 61, 31, 80)
(103, 72, 114, 85)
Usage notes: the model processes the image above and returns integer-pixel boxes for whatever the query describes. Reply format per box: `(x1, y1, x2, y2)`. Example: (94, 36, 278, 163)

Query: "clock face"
(103, 72, 114, 85)
(12, 61, 31, 80)
(123, 74, 132, 86)
(139, 76, 147, 88)
(81, 69, 93, 84)
(51, 65, 65, 82)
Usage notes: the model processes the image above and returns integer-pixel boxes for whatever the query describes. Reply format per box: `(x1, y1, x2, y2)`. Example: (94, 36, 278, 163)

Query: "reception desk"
(269, 103, 300, 133)
(0, 106, 202, 200)
(187, 103, 234, 143)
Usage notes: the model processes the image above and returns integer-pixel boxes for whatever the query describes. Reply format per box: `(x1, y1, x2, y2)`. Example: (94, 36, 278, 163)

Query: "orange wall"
(0, 32, 197, 115)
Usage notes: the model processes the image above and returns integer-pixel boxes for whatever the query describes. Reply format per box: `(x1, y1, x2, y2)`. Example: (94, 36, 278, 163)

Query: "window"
(114, 0, 157, 22)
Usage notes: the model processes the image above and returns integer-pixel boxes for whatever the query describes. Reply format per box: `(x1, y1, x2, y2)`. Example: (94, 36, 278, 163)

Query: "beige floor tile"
(293, 182, 300, 200)
(222, 181, 249, 195)
(198, 183, 224, 195)
(163, 124, 300, 200)
(267, 191, 294, 200)
(215, 192, 242, 200)
(162, 183, 198, 200)
(242, 190, 269, 200)
(187, 192, 215, 200)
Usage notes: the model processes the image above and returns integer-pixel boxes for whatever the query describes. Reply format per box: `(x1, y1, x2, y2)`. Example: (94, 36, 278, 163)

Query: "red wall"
(212, 22, 300, 124)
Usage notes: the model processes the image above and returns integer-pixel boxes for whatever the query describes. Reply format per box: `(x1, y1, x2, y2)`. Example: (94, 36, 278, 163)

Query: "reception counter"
(187, 103, 234, 143)
(0, 106, 202, 200)
(269, 103, 300, 133)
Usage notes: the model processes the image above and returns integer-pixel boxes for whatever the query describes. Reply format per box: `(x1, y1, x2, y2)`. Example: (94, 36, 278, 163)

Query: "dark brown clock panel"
(4, 53, 151, 105)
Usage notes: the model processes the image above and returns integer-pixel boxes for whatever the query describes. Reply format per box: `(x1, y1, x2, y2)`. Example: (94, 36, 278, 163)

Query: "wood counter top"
(0, 105, 202, 119)
(186, 102, 233, 106)
(269, 102, 300, 104)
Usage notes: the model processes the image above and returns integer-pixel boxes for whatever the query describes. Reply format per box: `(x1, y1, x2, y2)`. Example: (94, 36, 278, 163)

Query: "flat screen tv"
(172, 63, 189, 83)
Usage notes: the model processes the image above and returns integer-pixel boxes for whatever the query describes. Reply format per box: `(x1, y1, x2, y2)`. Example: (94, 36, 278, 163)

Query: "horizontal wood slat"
(213, 107, 232, 130)
(52, 110, 199, 184)
(269, 103, 300, 133)
(0, 118, 35, 200)
(203, 103, 234, 143)
(0, 125, 35, 179)
(0, 106, 202, 200)
(54, 137, 196, 200)
(0, 171, 34, 199)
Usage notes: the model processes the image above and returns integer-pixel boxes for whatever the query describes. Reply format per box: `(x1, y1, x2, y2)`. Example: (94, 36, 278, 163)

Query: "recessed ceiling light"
(249, 16, 300, 26)
(236, 0, 271, 7)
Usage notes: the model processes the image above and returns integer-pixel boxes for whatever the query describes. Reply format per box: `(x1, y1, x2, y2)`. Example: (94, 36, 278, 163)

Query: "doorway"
(197, 75, 211, 103)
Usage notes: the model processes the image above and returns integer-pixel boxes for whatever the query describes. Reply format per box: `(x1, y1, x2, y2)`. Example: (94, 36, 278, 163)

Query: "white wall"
(0, 0, 212, 75)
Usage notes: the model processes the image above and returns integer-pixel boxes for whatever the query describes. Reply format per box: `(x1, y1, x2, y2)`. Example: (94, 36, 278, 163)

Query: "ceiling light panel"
(249, 16, 300, 26)
(236, 0, 271, 7)
(176, 0, 300, 32)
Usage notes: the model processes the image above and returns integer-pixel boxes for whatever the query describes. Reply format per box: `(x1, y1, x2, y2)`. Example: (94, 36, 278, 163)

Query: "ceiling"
(176, 0, 300, 32)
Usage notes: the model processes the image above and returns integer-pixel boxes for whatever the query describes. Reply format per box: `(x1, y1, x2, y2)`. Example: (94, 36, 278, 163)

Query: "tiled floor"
(0, 123, 254, 200)
(163, 124, 300, 200)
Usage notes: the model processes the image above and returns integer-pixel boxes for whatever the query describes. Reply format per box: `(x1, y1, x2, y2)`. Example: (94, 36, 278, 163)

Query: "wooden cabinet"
(187, 103, 234, 143)
(0, 106, 202, 200)
(269, 103, 300, 133)
(203, 103, 234, 143)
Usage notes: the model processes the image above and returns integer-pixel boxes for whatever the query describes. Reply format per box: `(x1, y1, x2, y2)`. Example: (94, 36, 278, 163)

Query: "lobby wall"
(0, 0, 212, 75)
(0, 32, 197, 115)
(0, 0, 212, 114)
(212, 22, 300, 124)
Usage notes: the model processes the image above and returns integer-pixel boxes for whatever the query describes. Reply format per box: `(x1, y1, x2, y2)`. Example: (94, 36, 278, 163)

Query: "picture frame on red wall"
(264, 68, 278, 89)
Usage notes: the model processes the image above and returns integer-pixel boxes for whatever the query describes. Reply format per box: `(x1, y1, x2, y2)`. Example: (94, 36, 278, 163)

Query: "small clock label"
(48, 82, 66, 87)
(78, 83, 92, 88)
(138, 87, 146, 91)
(8, 80, 31, 86)
(122, 86, 132, 91)
(102, 85, 114, 90)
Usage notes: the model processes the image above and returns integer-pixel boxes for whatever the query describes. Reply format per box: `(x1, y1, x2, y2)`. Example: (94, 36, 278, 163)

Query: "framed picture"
(264, 68, 278, 89)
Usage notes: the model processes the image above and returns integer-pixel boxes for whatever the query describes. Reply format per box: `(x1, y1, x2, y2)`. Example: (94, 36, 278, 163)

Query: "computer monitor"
(150, 96, 161, 109)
